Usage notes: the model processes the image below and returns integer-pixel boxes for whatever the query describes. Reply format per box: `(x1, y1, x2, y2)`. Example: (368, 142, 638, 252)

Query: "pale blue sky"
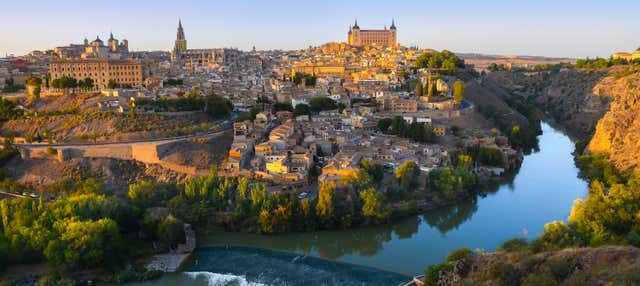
(1, 0, 638, 57)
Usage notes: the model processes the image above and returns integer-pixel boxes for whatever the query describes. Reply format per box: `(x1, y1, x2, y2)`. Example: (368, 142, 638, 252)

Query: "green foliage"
(377, 118, 392, 132)
(445, 247, 474, 263)
(0, 98, 21, 121)
(316, 182, 336, 225)
(107, 79, 118, 89)
(424, 263, 453, 286)
(490, 262, 522, 286)
(128, 180, 176, 209)
(529, 221, 583, 253)
(44, 218, 124, 270)
(293, 103, 311, 117)
(521, 273, 557, 286)
(429, 155, 478, 196)
(134, 93, 232, 119)
(487, 63, 508, 71)
(273, 102, 293, 112)
(308, 97, 337, 112)
(292, 72, 317, 86)
(157, 215, 185, 247)
(396, 160, 420, 189)
(204, 94, 233, 119)
(575, 154, 627, 186)
(360, 159, 383, 183)
(382, 116, 435, 143)
(453, 81, 465, 103)
(163, 78, 183, 86)
(499, 238, 528, 252)
(415, 50, 465, 71)
(575, 58, 611, 69)
(25, 76, 42, 87)
(78, 77, 94, 89)
(478, 146, 503, 167)
(51, 76, 78, 89)
(359, 187, 389, 223)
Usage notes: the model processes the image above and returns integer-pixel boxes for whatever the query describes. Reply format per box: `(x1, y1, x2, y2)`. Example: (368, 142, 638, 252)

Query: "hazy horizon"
(1, 0, 638, 58)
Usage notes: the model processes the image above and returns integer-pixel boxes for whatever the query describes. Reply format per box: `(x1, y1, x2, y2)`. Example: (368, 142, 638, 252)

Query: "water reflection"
(423, 196, 478, 235)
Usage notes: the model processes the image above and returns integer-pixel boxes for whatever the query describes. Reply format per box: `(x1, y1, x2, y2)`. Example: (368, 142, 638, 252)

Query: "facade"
(49, 59, 143, 88)
(347, 20, 397, 47)
(171, 20, 240, 67)
(54, 33, 129, 59)
(611, 48, 640, 61)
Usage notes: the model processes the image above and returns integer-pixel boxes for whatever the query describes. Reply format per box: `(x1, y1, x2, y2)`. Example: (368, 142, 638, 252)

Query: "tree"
(44, 218, 124, 270)
(316, 182, 336, 225)
(359, 187, 389, 223)
(293, 103, 311, 117)
(204, 94, 233, 119)
(453, 81, 465, 103)
(79, 77, 94, 89)
(157, 215, 185, 247)
(416, 82, 424, 97)
(51, 76, 78, 89)
(308, 97, 337, 112)
(107, 79, 118, 89)
(445, 247, 474, 262)
(396, 161, 420, 189)
(377, 118, 392, 132)
(25, 76, 42, 87)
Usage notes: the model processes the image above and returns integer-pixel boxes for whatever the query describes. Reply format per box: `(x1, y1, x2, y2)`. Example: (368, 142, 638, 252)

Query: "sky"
(0, 0, 638, 58)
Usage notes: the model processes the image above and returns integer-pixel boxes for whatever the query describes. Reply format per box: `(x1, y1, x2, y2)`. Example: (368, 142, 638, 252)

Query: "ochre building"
(347, 20, 397, 47)
(50, 59, 143, 88)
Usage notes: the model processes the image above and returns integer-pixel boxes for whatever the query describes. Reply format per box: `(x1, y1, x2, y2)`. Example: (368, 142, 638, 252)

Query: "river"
(130, 122, 588, 285)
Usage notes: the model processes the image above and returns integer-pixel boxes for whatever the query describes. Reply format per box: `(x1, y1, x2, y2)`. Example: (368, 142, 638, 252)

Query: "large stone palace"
(49, 33, 144, 88)
(347, 20, 397, 47)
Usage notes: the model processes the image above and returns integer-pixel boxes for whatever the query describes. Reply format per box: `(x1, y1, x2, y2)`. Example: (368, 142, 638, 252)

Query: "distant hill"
(457, 52, 576, 70)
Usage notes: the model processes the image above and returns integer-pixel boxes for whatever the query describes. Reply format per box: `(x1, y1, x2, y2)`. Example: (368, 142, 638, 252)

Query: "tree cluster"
(134, 92, 232, 119)
(415, 50, 465, 72)
(378, 116, 436, 143)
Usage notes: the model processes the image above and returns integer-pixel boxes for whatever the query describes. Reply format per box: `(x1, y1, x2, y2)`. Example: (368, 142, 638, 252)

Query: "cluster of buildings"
(47, 33, 145, 89)
(611, 47, 640, 61)
(1, 18, 523, 191)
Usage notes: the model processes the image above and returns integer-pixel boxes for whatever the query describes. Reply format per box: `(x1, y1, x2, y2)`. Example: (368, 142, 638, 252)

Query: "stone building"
(347, 20, 397, 47)
(49, 59, 143, 88)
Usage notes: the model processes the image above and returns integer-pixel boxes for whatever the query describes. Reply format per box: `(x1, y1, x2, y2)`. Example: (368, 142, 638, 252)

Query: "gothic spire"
(390, 19, 396, 30)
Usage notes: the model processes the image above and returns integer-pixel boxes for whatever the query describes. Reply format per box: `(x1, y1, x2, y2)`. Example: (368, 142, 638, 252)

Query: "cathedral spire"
(176, 19, 185, 40)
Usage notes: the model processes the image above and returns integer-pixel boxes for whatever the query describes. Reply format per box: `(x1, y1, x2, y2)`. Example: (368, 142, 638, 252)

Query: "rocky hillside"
(482, 69, 611, 139)
(586, 66, 640, 172)
(439, 246, 640, 286)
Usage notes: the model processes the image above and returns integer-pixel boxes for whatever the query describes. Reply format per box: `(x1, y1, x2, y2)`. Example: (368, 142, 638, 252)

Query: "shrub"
(490, 262, 521, 286)
(445, 247, 474, 263)
(499, 238, 528, 252)
(424, 263, 453, 286)
(521, 273, 557, 286)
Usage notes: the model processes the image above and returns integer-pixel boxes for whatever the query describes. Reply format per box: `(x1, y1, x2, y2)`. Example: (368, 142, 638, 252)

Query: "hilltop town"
(0, 20, 529, 194)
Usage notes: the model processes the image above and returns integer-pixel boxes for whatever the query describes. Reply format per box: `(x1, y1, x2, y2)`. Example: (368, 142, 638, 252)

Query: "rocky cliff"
(438, 246, 640, 286)
(482, 69, 611, 139)
(586, 66, 640, 172)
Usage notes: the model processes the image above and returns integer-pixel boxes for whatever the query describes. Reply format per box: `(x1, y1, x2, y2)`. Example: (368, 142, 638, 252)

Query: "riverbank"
(150, 122, 586, 279)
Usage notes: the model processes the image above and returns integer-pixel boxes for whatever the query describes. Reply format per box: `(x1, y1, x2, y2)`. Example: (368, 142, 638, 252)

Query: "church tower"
(173, 20, 187, 59)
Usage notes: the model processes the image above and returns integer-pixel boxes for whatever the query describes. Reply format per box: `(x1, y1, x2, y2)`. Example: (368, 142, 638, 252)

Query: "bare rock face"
(587, 67, 640, 172)
(484, 69, 611, 138)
